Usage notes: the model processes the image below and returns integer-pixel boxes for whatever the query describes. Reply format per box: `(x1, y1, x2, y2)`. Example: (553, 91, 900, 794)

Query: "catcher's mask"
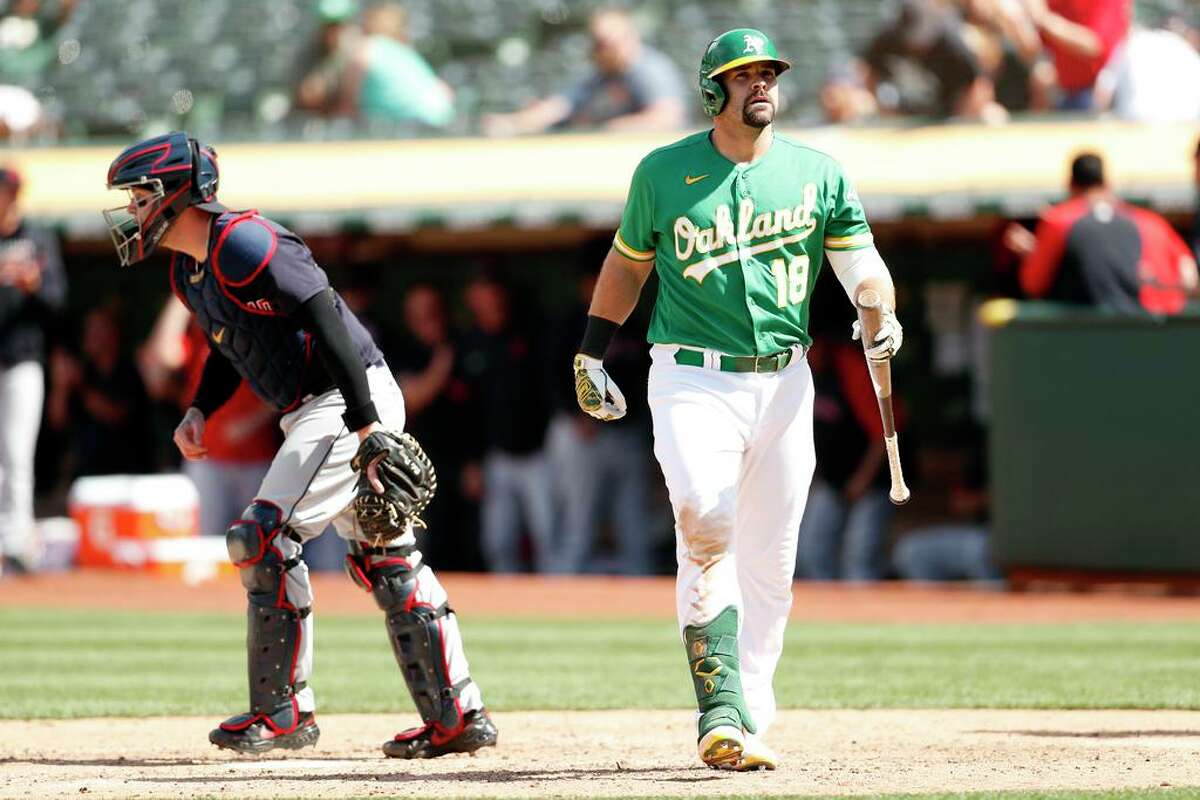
(698, 28, 790, 117)
(103, 131, 226, 266)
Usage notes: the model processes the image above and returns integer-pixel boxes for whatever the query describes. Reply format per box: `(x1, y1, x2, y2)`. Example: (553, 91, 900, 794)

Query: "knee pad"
(347, 545, 469, 731)
(226, 501, 310, 715)
(226, 502, 300, 595)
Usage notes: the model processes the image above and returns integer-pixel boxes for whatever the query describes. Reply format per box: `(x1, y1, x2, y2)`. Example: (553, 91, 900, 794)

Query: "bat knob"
(889, 486, 910, 505)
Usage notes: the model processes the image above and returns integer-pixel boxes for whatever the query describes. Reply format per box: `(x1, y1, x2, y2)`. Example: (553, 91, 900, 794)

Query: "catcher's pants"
(647, 344, 815, 736)
(252, 365, 484, 715)
(0, 361, 42, 566)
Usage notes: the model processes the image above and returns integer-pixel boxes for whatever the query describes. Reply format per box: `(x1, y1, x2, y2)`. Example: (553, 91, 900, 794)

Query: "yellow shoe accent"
(698, 725, 745, 770)
(733, 734, 778, 771)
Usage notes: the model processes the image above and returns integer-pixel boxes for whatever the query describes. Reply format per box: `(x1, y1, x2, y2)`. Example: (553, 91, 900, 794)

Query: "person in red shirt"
(1026, 0, 1130, 111)
(139, 297, 280, 535)
(1004, 152, 1197, 314)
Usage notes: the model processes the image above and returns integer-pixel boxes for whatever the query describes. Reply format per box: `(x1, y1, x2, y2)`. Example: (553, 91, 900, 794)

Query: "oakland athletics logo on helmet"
(698, 28, 790, 117)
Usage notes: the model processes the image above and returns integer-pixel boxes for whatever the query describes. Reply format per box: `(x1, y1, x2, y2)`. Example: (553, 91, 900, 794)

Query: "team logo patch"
(743, 34, 765, 54)
(247, 298, 273, 312)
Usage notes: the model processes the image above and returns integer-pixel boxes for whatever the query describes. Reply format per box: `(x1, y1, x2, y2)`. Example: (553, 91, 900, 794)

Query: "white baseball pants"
(648, 344, 815, 735)
(0, 361, 43, 565)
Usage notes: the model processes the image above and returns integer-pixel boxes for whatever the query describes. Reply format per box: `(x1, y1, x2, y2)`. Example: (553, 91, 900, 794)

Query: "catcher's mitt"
(351, 430, 437, 543)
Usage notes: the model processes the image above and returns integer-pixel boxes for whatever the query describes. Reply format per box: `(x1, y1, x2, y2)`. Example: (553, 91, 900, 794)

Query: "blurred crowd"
(1, 0, 1199, 143)
(823, 0, 1200, 125)
(2, 129, 1198, 579)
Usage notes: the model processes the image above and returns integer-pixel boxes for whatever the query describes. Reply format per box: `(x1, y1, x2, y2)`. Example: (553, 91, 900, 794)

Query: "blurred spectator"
(296, 0, 453, 129)
(1004, 152, 1198, 314)
(892, 422, 1000, 581)
(457, 273, 554, 573)
(795, 332, 899, 582)
(345, 3, 454, 128)
(0, 165, 64, 573)
(1025, 0, 1130, 112)
(819, 61, 879, 124)
(861, 0, 1008, 123)
(138, 298, 279, 536)
(1103, 25, 1200, 122)
(481, 8, 685, 136)
(958, 0, 1055, 112)
(546, 269, 652, 575)
(295, 0, 361, 118)
(390, 283, 478, 570)
(0, 0, 75, 87)
(0, 85, 46, 143)
(47, 304, 149, 478)
(0, 0, 75, 141)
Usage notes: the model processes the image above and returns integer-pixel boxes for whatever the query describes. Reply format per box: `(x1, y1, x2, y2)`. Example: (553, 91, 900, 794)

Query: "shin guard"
(347, 544, 473, 739)
(224, 501, 313, 733)
(683, 604, 757, 735)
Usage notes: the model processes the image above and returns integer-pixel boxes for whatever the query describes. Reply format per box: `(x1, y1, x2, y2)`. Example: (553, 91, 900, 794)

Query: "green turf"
(1, 609, 1198, 718)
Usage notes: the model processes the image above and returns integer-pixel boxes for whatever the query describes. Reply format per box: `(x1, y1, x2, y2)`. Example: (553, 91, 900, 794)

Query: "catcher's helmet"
(103, 131, 225, 266)
(698, 29, 790, 117)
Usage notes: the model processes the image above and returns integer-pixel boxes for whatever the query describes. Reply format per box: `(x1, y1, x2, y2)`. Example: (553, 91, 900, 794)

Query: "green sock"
(682, 605, 757, 736)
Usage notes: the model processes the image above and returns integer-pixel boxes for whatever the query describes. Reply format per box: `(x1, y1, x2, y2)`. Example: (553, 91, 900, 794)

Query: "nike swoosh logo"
(684, 174, 709, 186)
(212, 326, 226, 345)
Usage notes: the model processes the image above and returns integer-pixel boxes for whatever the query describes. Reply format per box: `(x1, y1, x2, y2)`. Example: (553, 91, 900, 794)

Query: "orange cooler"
(68, 475, 200, 569)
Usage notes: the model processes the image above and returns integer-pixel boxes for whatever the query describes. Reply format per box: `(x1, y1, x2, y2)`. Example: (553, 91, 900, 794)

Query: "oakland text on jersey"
(674, 184, 821, 281)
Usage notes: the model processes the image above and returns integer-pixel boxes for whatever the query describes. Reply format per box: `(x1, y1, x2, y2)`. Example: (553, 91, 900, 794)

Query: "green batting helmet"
(698, 29, 790, 117)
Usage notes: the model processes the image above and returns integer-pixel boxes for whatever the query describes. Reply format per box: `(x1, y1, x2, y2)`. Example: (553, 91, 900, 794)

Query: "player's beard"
(742, 94, 775, 128)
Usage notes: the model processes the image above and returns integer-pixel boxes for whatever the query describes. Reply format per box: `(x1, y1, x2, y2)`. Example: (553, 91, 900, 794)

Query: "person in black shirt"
(457, 273, 555, 572)
(0, 165, 65, 575)
(390, 283, 478, 570)
(545, 269, 654, 574)
(46, 305, 149, 478)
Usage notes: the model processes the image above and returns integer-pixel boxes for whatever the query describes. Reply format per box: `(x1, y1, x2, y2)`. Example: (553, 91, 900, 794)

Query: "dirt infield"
(4, 570, 1200, 622)
(3, 572, 1199, 798)
(2, 709, 1199, 798)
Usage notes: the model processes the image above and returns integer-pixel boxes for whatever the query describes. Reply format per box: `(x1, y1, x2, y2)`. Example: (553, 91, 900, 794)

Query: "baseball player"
(574, 30, 902, 770)
(103, 132, 497, 758)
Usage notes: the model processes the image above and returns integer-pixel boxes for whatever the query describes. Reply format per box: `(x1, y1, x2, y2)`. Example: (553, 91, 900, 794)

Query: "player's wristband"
(342, 401, 380, 432)
(579, 315, 619, 359)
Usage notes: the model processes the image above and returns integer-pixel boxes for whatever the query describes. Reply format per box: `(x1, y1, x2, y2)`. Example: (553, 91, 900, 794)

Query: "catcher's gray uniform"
(252, 365, 482, 716)
(164, 209, 491, 756)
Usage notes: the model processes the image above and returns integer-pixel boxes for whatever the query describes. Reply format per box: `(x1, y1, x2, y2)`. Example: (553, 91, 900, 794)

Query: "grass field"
(2, 608, 1199, 718)
(4, 606, 1200, 799)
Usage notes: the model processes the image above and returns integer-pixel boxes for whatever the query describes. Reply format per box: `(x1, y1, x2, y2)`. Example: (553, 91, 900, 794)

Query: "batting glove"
(851, 309, 904, 362)
(573, 354, 626, 421)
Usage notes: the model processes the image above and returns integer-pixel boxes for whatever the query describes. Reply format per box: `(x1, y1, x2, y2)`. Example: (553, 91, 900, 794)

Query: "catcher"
(103, 132, 497, 758)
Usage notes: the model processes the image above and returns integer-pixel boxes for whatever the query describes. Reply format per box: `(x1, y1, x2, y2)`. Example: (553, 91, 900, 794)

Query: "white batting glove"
(573, 354, 626, 421)
(851, 309, 904, 362)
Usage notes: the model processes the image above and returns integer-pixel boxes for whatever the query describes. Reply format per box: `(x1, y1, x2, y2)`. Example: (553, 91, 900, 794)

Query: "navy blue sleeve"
(213, 216, 328, 316)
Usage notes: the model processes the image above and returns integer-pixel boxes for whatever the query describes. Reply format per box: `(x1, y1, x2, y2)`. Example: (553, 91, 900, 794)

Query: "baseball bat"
(855, 287, 910, 505)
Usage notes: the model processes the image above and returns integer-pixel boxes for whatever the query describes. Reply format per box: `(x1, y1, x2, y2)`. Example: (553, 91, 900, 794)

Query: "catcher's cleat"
(733, 734, 778, 771)
(209, 710, 320, 755)
(382, 708, 498, 759)
(698, 724, 745, 770)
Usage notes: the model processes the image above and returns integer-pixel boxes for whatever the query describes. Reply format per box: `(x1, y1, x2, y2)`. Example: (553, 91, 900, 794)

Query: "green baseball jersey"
(614, 130, 873, 356)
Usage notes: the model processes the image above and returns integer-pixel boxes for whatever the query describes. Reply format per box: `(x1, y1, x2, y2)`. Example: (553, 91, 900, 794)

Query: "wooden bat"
(855, 287, 910, 505)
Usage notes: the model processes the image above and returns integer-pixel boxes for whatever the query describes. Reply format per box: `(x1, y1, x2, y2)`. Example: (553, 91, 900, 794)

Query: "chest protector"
(171, 212, 313, 411)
